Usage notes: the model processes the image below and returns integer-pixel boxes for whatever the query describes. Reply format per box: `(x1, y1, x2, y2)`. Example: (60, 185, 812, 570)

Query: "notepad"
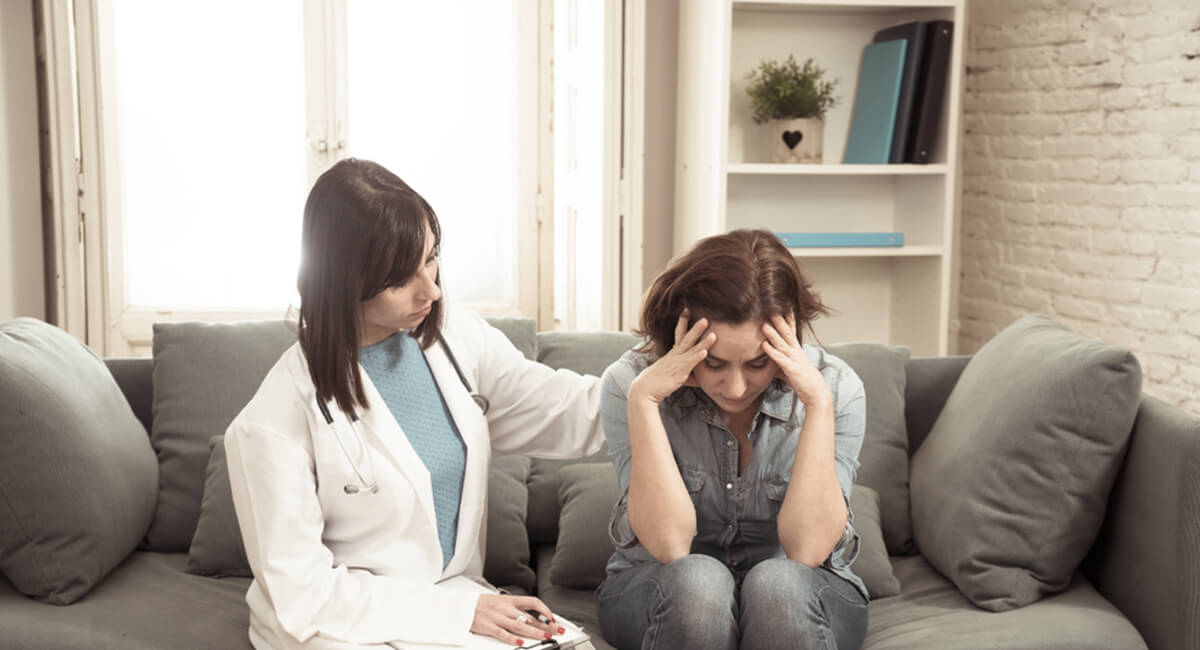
(386, 580, 591, 649)
(388, 618, 589, 650)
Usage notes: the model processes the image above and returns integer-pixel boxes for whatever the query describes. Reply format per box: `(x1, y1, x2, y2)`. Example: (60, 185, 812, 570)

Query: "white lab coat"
(224, 306, 604, 649)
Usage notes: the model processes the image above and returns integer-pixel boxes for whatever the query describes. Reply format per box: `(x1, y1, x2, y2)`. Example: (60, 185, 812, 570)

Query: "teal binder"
(843, 39, 907, 164)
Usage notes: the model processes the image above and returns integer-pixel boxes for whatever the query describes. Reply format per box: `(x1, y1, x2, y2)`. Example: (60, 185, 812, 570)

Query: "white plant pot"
(770, 117, 824, 164)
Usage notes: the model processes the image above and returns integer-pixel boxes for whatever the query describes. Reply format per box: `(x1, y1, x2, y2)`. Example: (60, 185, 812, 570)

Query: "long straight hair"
(297, 158, 443, 415)
(637, 229, 829, 359)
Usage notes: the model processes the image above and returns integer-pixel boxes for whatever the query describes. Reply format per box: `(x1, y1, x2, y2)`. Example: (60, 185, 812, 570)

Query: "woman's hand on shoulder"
(762, 314, 832, 409)
(472, 594, 562, 646)
(628, 310, 716, 406)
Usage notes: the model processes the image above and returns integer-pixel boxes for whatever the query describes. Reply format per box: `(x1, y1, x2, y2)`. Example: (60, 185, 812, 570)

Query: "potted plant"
(745, 55, 838, 163)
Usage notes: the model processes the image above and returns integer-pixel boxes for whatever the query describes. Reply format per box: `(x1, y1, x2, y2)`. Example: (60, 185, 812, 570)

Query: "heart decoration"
(782, 130, 804, 150)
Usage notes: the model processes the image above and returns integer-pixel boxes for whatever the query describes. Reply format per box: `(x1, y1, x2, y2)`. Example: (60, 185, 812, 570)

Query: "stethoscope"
(316, 334, 490, 495)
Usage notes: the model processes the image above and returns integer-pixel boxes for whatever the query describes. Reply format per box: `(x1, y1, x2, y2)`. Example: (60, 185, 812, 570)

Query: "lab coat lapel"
(353, 371, 439, 534)
(424, 337, 490, 578)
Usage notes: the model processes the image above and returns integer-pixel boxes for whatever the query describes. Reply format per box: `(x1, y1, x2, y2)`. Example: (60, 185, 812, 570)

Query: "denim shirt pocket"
(764, 479, 788, 517)
(682, 468, 706, 505)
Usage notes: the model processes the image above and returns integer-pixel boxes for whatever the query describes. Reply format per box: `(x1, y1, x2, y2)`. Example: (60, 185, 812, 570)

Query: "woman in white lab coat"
(224, 158, 604, 649)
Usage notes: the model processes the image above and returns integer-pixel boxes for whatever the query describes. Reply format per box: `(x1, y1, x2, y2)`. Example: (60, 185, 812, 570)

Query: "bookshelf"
(674, 0, 966, 356)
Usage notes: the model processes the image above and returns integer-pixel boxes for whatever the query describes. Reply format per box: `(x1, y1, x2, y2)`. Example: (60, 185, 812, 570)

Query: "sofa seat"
(533, 547, 1146, 650)
(865, 556, 1146, 649)
(0, 552, 251, 650)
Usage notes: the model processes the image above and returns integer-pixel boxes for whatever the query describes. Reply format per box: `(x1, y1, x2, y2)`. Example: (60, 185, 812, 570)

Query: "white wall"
(640, 0, 679, 293)
(959, 0, 1200, 412)
(0, 0, 44, 322)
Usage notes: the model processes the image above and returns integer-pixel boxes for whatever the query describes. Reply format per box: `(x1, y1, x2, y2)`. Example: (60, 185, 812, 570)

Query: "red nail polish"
(516, 641, 523, 646)
(545, 633, 552, 639)
(557, 627, 565, 634)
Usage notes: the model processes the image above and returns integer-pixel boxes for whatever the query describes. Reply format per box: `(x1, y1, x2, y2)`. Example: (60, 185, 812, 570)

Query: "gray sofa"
(0, 318, 1197, 650)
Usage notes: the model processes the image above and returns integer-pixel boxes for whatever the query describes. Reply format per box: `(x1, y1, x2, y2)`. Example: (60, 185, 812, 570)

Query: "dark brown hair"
(637, 229, 829, 359)
(297, 158, 443, 415)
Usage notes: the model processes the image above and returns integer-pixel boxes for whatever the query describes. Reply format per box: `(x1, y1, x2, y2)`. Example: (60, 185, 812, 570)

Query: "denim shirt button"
(725, 439, 735, 448)
(725, 482, 733, 490)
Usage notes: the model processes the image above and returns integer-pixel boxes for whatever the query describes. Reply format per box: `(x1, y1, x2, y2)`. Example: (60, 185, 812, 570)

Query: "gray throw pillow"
(145, 320, 296, 551)
(186, 436, 250, 578)
(0, 318, 158, 604)
(483, 455, 536, 593)
(849, 485, 900, 599)
(825, 342, 912, 555)
(550, 463, 622, 589)
(910, 314, 1142, 611)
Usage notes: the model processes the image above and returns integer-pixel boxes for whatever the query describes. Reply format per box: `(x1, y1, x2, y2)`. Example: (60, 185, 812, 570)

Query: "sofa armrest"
(1083, 395, 1200, 650)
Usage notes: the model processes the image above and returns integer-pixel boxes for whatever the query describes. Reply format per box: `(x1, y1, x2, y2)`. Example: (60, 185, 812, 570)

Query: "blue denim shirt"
(600, 344, 868, 600)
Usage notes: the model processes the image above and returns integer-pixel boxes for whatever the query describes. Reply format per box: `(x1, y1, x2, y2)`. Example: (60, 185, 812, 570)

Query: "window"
(107, 1, 307, 310)
(69, 0, 623, 354)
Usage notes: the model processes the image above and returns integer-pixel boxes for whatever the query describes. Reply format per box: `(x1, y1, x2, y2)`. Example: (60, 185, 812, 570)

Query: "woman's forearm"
(777, 398, 847, 567)
(625, 398, 696, 563)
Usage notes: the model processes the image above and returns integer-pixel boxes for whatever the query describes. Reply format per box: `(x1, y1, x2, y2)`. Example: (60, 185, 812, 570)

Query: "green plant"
(744, 55, 838, 123)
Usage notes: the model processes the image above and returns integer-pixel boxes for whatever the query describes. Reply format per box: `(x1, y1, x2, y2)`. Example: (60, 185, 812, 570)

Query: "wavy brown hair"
(637, 229, 829, 359)
(297, 158, 443, 415)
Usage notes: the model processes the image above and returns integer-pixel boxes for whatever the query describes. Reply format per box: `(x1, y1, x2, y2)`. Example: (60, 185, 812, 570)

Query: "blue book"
(843, 39, 908, 164)
(776, 232, 904, 247)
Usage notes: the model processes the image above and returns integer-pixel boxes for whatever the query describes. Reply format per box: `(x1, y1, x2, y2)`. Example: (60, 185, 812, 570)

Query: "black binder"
(909, 20, 954, 164)
(872, 21, 926, 164)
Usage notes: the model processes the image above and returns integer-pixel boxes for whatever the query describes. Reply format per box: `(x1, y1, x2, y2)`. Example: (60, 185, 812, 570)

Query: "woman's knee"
(650, 555, 738, 647)
(742, 558, 823, 613)
(655, 554, 737, 611)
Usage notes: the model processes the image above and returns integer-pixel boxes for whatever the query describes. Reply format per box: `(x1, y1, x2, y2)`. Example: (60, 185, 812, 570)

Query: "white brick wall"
(960, 0, 1200, 414)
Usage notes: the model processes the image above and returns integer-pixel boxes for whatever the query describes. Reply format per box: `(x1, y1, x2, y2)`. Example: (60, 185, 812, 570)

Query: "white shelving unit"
(674, 0, 966, 356)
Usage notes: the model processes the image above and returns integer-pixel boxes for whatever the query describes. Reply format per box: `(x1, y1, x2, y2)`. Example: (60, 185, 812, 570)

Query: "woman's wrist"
(798, 388, 833, 412)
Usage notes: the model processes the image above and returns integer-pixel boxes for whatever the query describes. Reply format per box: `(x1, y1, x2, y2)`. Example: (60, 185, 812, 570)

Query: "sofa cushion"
(186, 438, 540, 591)
(550, 463, 622, 589)
(0, 552, 252, 650)
(145, 321, 296, 551)
(0, 318, 158, 605)
(849, 485, 900, 599)
(536, 330, 641, 377)
(910, 314, 1142, 612)
(864, 555, 1145, 649)
(483, 455, 536, 593)
(826, 342, 913, 554)
(186, 436, 250, 578)
(535, 546, 616, 650)
(526, 453, 606, 545)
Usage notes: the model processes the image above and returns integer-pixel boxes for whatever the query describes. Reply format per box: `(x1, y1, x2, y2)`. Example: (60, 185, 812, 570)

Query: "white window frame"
(46, 0, 641, 355)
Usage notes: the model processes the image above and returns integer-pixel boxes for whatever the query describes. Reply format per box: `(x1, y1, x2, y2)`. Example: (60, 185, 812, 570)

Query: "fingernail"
(545, 633, 553, 639)
(516, 641, 523, 646)
(558, 627, 565, 634)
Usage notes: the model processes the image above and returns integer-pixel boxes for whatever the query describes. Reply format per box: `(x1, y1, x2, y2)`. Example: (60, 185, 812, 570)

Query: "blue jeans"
(595, 555, 868, 650)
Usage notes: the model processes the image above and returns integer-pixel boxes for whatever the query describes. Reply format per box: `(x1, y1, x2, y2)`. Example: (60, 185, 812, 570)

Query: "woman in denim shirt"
(595, 229, 868, 650)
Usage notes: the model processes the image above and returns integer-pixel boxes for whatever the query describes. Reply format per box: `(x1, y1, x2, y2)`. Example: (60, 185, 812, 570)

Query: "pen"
(525, 609, 553, 625)
(516, 639, 558, 650)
